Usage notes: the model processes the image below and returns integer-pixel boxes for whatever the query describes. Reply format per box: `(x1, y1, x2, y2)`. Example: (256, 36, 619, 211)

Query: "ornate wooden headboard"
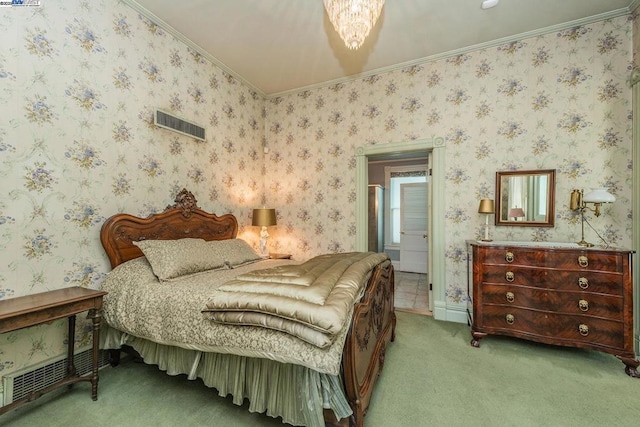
(100, 189, 238, 269)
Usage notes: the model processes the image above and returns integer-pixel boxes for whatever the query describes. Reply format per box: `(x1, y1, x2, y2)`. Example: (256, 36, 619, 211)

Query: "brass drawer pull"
(506, 314, 515, 325)
(578, 255, 588, 268)
(505, 271, 515, 282)
(578, 299, 589, 312)
(506, 292, 515, 303)
(579, 324, 589, 336)
(578, 277, 589, 289)
(505, 251, 514, 263)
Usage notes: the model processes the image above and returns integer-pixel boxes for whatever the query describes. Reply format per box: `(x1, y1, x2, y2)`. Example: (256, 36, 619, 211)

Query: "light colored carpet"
(2, 312, 639, 426)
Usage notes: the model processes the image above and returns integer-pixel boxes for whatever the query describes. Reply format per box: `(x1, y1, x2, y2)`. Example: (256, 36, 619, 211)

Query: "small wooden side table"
(0, 287, 107, 415)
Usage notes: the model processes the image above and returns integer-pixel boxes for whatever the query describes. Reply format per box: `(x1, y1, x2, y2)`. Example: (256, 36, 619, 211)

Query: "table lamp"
(252, 208, 276, 257)
(478, 199, 495, 242)
(508, 207, 525, 221)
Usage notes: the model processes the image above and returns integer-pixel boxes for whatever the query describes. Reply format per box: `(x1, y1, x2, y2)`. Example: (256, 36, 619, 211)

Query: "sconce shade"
(478, 199, 495, 214)
(582, 188, 615, 204)
(508, 207, 525, 218)
(252, 208, 277, 227)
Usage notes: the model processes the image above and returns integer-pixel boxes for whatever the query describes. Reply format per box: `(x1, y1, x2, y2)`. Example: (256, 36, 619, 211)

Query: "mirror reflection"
(495, 169, 555, 227)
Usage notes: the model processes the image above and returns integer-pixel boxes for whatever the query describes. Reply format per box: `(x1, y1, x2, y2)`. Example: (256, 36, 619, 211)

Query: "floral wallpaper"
(263, 17, 633, 306)
(0, 0, 635, 383)
(0, 1, 264, 379)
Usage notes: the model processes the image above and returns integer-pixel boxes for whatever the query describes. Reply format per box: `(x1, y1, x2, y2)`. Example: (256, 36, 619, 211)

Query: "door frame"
(355, 137, 450, 321)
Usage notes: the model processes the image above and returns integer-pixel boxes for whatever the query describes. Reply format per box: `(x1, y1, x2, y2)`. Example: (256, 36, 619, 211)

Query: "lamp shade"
(252, 208, 276, 227)
(508, 207, 525, 218)
(582, 188, 615, 203)
(478, 199, 495, 214)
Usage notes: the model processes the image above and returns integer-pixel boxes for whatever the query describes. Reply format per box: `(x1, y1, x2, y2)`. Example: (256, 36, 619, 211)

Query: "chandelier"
(323, 0, 385, 50)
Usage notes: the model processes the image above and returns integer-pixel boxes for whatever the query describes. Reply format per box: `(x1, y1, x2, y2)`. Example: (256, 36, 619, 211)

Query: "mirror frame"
(495, 169, 556, 227)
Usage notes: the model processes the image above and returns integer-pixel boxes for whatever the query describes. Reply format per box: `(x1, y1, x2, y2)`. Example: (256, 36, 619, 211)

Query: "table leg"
(89, 306, 102, 401)
(66, 314, 77, 380)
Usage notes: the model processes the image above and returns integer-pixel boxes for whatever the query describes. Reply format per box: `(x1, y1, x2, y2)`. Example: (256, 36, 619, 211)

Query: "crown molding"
(267, 7, 632, 99)
(121, 1, 633, 101)
(121, 0, 266, 99)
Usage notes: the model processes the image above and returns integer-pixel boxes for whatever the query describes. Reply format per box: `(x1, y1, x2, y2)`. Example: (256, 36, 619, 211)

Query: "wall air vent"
(154, 109, 206, 141)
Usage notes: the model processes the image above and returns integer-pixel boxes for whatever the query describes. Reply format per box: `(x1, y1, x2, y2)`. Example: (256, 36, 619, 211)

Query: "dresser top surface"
(467, 240, 633, 253)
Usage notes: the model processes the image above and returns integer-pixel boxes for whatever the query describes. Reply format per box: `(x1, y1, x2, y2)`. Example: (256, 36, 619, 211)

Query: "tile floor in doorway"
(394, 271, 430, 315)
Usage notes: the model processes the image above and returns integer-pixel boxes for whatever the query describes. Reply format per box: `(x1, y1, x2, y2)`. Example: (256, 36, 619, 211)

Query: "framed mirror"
(495, 169, 556, 227)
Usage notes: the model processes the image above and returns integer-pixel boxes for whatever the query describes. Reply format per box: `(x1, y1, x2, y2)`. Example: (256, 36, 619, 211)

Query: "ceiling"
(127, 0, 636, 96)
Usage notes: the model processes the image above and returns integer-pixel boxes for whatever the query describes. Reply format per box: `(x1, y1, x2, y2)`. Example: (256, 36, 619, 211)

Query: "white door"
(400, 183, 428, 274)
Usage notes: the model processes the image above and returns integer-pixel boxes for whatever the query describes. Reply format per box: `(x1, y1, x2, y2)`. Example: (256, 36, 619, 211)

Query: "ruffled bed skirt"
(101, 325, 352, 427)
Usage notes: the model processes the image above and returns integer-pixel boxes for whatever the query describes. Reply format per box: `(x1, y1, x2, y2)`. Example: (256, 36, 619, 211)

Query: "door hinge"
(429, 283, 433, 291)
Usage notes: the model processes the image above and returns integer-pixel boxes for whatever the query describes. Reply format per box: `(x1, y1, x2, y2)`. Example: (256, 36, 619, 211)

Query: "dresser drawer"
(480, 247, 624, 272)
(480, 266, 623, 295)
(480, 284, 623, 319)
(479, 305, 624, 349)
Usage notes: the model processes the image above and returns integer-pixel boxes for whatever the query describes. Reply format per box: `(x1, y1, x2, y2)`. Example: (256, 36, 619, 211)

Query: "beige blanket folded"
(202, 252, 389, 348)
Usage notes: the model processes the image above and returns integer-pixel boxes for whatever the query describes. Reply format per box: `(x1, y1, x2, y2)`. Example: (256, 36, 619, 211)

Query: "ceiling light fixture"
(323, 0, 385, 50)
(481, 0, 499, 9)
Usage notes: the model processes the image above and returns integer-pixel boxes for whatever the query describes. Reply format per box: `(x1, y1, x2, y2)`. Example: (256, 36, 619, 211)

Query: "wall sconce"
(569, 188, 615, 247)
(508, 207, 525, 221)
(252, 208, 277, 257)
(478, 199, 495, 242)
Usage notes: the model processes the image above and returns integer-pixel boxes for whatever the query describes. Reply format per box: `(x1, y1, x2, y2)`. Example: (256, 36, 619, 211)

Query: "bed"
(99, 189, 396, 427)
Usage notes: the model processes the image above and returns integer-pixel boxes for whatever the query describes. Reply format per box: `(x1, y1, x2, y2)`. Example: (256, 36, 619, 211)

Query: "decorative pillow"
(133, 238, 226, 281)
(206, 239, 262, 268)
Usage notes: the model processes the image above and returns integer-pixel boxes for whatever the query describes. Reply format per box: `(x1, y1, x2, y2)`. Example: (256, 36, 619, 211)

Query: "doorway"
(355, 138, 446, 320)
(369, 158, 429, 313)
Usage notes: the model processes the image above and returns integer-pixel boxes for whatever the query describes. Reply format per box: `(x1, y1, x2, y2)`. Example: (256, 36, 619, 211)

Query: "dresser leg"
(624, 366, 640, 378)
(470, 331, 486, 347)
(617, 356, 640, 378)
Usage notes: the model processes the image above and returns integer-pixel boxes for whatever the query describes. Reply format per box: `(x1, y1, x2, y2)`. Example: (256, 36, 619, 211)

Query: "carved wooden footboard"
(327, 260, 396, 427)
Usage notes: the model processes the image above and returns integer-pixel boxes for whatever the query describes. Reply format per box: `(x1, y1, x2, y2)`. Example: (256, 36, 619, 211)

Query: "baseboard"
(432, 301, 467, 324)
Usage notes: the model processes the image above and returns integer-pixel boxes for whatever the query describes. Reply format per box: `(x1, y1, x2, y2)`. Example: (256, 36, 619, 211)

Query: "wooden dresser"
(467, 241, 638, 377)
